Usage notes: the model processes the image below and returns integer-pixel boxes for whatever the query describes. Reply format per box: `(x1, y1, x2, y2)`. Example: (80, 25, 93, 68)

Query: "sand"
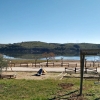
(1, 71, 62, 80)
(1, 60, 100, 80)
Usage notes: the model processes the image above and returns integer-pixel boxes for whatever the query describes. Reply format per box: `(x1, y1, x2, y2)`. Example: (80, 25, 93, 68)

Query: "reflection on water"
(41, 56, 100, 61)
(2, 53, 100, 61)
(3, 55, 20, 59)
(3, 53, 43, 60)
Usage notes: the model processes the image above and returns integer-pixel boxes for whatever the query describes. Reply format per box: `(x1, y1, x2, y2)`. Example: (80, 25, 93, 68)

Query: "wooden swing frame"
(80, 49, 100, 95)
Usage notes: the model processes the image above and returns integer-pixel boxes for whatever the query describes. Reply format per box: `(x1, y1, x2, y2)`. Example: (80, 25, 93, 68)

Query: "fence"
(8, 62, 100, 68)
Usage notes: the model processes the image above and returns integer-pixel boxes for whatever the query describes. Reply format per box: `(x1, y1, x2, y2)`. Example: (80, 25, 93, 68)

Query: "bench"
(65, 67, 80, 74)
(85, 67, 97, 73)
(0, 74, 16, 79)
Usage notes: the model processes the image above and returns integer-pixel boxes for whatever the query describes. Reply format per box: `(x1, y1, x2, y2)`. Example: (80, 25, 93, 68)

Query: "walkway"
(3, 67, 100, 73)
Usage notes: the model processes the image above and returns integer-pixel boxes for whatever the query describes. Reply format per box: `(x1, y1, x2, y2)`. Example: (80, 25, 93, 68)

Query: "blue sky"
(0, 0, 100, 44)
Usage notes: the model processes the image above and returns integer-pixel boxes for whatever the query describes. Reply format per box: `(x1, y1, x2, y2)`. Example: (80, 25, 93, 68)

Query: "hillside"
(0, 41, 100, 56)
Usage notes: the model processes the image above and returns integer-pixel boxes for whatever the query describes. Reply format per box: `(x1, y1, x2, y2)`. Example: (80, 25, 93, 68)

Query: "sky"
(0, 0, 100, 44)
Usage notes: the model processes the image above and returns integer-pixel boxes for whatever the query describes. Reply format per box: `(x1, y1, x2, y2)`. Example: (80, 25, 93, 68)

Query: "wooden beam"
(80, 54, 85, 95)
(80, 49, 100, 55)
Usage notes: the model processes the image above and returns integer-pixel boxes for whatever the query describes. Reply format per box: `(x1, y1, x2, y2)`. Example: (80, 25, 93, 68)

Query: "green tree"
(0, 54, 8, 75)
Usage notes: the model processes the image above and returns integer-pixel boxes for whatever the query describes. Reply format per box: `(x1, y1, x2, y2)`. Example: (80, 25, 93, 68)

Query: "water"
(3, 54, 100, 61)
(3, 55, 22, 60)
(53, 56, 100, 61)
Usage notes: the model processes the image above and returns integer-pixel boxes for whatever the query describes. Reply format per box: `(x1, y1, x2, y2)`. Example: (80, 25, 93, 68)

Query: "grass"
(0, 78, 100, 100)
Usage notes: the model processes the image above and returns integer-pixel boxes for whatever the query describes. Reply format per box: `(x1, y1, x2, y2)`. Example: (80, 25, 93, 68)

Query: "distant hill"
(0, 41, 100, 56)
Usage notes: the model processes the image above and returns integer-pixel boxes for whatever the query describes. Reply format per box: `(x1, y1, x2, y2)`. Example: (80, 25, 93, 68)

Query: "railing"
(8, 62, 100, 68)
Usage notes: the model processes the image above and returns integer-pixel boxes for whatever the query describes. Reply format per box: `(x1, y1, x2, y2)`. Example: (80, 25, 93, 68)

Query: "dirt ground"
(2, 60, 99, 80)
(1, 71, 62, 80)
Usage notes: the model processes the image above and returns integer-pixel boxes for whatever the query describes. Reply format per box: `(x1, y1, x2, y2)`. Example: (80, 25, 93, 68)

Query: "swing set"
(80, 49, 100, 95)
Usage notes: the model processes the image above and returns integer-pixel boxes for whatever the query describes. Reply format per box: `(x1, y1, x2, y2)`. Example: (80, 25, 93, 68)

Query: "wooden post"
(65, 68, 66, 72)
(96, 67, 97, 72)
(53, 63, 54, 67)
(85, 59, 86, 68)
(85, 59, 87, 73)
(35, 60, 36, 67)
(46, 59, 48, 67)
(80, 54, 85, 96)
(61, 62, 63, 67)
(68, 63, 69, 67)
(32, 63, 33, 67)
(76, 63, 77, 67)
(62, 62, 63, 67)
(14, 63, 15, 67)
(20, 63, 21, 67)
(75, 67, 76, 73)
(85, 67, 87, 73)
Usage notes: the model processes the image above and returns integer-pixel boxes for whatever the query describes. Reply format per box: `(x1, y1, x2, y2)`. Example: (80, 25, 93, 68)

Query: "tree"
(0, 54, 8, 75)
(34, 57, 39, 67)
(42, 52, 55, 67)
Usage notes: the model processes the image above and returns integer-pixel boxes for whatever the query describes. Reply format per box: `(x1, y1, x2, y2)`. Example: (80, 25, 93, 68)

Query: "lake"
(3, 54, 100, 61)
